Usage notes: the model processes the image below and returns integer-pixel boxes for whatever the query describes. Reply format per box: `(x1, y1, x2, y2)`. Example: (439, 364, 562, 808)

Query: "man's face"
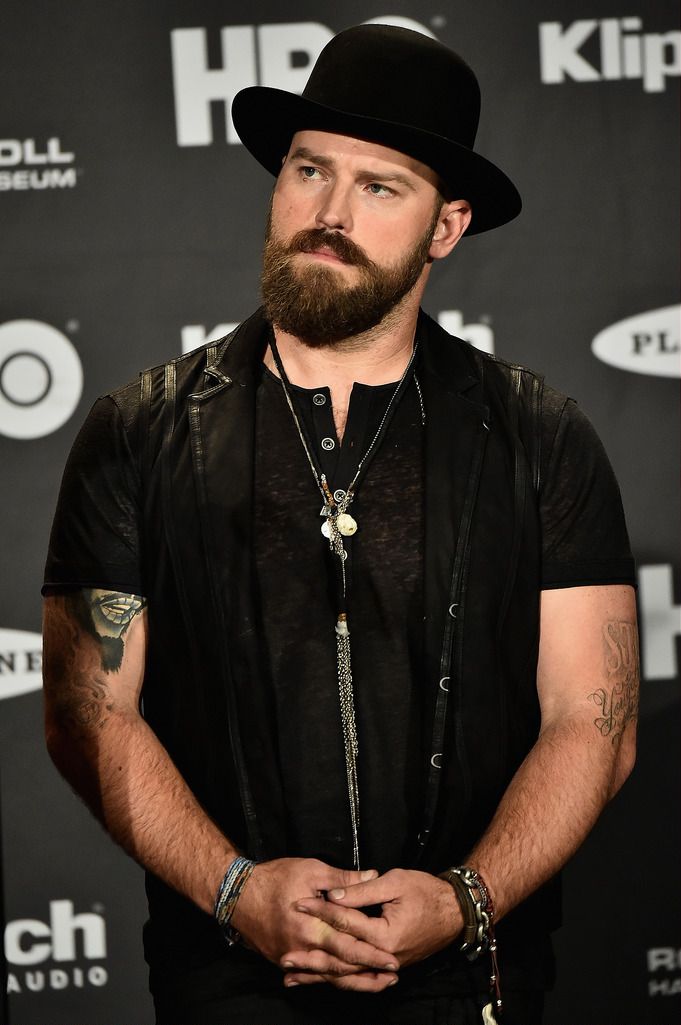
(261, 130, 446, 346)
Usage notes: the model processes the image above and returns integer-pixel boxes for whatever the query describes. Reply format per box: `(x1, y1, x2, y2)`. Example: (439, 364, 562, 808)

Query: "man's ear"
(429, 200, 472, 260)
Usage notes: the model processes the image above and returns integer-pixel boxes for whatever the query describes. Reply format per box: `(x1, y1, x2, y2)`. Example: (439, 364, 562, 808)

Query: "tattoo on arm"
(46, 589, 146, 741)
(67, 589, 147, 673)
(588, 620, 639, 744)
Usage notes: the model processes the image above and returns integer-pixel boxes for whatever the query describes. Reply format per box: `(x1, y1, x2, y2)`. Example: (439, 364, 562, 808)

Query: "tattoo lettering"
(588, 620, 639, 744)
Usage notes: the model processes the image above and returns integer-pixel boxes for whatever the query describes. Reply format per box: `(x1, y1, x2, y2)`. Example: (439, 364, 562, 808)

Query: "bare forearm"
(43, 591, 236, 916)
(47, 708, 236, 914)
(466, 590, 639, 920)
(468, 714, 635, 920)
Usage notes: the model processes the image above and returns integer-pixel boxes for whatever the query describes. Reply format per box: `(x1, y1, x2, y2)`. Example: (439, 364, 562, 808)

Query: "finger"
(284, 972, 327, 987)
(292, 911, 396, 969)
(284, 933, 397, 972)
(280, 949, 365, 976)
(285, 970, 399, 992)
(295, 898, 391, 952)
(315, 864, 379, 891)
(326, 874, 400, 907)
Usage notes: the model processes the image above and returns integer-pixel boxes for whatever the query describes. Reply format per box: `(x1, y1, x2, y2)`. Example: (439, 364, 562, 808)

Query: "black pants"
(148, 916, 549, 1025)
(151, 960, 545, 1025)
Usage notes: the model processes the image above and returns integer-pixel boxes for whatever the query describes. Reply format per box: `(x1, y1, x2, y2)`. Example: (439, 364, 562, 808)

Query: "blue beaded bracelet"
(214, 855, 257, 945)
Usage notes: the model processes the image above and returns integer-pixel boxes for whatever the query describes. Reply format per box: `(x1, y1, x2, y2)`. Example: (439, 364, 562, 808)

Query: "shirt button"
(313, 393, 326, 406)
(321, 437, 335, 451)
(334, 489, 346, 502)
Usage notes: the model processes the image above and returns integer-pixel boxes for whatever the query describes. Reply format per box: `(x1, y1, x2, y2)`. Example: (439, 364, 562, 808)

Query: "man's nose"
(314, 181, 353, 233)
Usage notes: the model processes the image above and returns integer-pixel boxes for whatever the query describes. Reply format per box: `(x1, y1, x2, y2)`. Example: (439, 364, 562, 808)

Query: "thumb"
(342, 867, 379, 886)
(319, 866, 378, 890)
(327, 874, 396, 907)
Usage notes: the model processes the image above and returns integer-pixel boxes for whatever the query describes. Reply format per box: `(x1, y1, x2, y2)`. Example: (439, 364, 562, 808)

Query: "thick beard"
(260, 207, 440, 348)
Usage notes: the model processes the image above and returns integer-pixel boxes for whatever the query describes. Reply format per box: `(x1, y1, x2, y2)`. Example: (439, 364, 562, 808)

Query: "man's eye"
(367, 183, 392, 197)
(301, 166, 321, 179)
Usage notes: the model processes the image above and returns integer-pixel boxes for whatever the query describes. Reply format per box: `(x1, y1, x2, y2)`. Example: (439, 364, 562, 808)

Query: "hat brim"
(232, 87, 521, 235)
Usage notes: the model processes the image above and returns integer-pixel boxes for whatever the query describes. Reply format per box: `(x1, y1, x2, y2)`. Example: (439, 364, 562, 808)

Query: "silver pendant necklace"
(269, 335, 423, 869)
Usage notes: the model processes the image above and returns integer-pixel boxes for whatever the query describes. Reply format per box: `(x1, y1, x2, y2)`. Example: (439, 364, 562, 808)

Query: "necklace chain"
(272, 342, 421, 520)
(269, 335, 421, 868)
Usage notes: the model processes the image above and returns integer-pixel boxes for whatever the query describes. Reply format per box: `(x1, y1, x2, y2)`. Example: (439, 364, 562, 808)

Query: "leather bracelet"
(438, 865, 494, 959)
(439, 865, 503, 1019)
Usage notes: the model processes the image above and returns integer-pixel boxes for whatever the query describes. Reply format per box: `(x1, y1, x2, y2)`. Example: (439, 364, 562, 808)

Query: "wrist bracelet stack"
(214, 855, 257, 946)
(439, 865, 494, 958)
(439, 865, 502, 1018)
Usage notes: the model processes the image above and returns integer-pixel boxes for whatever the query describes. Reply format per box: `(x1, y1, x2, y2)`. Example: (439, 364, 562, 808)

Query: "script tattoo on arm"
(588, 620, 639, 745)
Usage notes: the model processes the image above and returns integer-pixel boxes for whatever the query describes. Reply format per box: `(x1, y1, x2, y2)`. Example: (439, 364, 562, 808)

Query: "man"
(42, 24, 638, 1025)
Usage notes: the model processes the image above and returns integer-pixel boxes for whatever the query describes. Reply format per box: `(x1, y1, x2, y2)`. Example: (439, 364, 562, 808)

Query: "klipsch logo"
(4, 900, 108, 995)
(539, 17, 680, 92)
(0, 138, 78, 192)
(171, 17, 435, 146)
(647, 947, 681, 996)
(591, 305, 680, 377)
(0, 320, 83, 439)
(0, 629, 42, 700)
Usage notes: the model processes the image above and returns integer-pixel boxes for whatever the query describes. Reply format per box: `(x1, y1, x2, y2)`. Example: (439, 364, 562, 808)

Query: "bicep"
(536, 584, 639, 753)
(43, 588, 148, 740)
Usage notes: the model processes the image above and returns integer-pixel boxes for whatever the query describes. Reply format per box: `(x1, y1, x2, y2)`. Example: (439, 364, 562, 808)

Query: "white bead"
(337, 513, 357, 536)
(321, 521, 331, 538)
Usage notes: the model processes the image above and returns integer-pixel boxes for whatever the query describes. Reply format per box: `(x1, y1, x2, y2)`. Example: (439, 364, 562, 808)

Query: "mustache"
(286, 228, 373, 269)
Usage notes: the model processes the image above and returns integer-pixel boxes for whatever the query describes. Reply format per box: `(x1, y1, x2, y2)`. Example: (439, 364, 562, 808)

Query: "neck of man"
(265, 292, 421, 441)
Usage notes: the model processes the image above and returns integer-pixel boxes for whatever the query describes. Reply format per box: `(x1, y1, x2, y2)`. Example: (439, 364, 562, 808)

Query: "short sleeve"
(539, 393, 635, 589)
(42, 394, 145, 596)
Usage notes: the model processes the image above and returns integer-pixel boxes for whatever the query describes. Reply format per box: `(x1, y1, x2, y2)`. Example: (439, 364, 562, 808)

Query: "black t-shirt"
(44, 351, 635, 870)
(253, 364, 426, 872)
(43, 342, 635, 1001)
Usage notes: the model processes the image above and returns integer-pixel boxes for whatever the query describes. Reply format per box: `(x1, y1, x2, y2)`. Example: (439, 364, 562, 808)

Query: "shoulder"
(419, 311, 606, 487)
(64, 339, 230, 475)
(104, 337, 229, 420)
(101, 308, 268, 424)
(419, 308, 547, 404)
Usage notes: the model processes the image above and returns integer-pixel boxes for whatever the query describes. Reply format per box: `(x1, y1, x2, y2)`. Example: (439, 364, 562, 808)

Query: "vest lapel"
(185, 312, 285, 858)
(417, 312, 490, 859)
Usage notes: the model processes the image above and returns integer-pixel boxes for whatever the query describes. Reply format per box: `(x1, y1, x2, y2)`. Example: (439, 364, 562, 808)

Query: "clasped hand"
(231, 858, 461, 993)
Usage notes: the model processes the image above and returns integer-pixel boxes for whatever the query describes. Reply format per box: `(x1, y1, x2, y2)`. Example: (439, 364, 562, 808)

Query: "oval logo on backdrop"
(592, 305, 680, 378)
(0, 629, 43, 700)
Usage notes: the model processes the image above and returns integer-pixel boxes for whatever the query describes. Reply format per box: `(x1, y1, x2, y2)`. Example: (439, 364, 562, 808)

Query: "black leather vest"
(117, 308, 548, 893)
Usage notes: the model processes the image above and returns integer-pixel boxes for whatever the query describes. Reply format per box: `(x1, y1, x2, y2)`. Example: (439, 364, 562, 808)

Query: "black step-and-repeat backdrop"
(1, 2, 679, 1022)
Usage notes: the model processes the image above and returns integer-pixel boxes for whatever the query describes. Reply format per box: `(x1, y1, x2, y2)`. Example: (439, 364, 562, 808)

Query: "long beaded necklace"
(269, 334, 424, 869)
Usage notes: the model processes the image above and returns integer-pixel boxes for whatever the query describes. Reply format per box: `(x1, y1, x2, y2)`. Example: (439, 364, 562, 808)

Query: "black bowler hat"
(232, 24, 521, 235)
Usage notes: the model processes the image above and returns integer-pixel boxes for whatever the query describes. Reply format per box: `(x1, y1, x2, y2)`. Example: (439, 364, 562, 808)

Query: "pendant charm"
(482, 1003, 499, 1024)
(335, 615, 350, 638)
(337, 513, 358, 536)
(321, 520, 331, 539)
